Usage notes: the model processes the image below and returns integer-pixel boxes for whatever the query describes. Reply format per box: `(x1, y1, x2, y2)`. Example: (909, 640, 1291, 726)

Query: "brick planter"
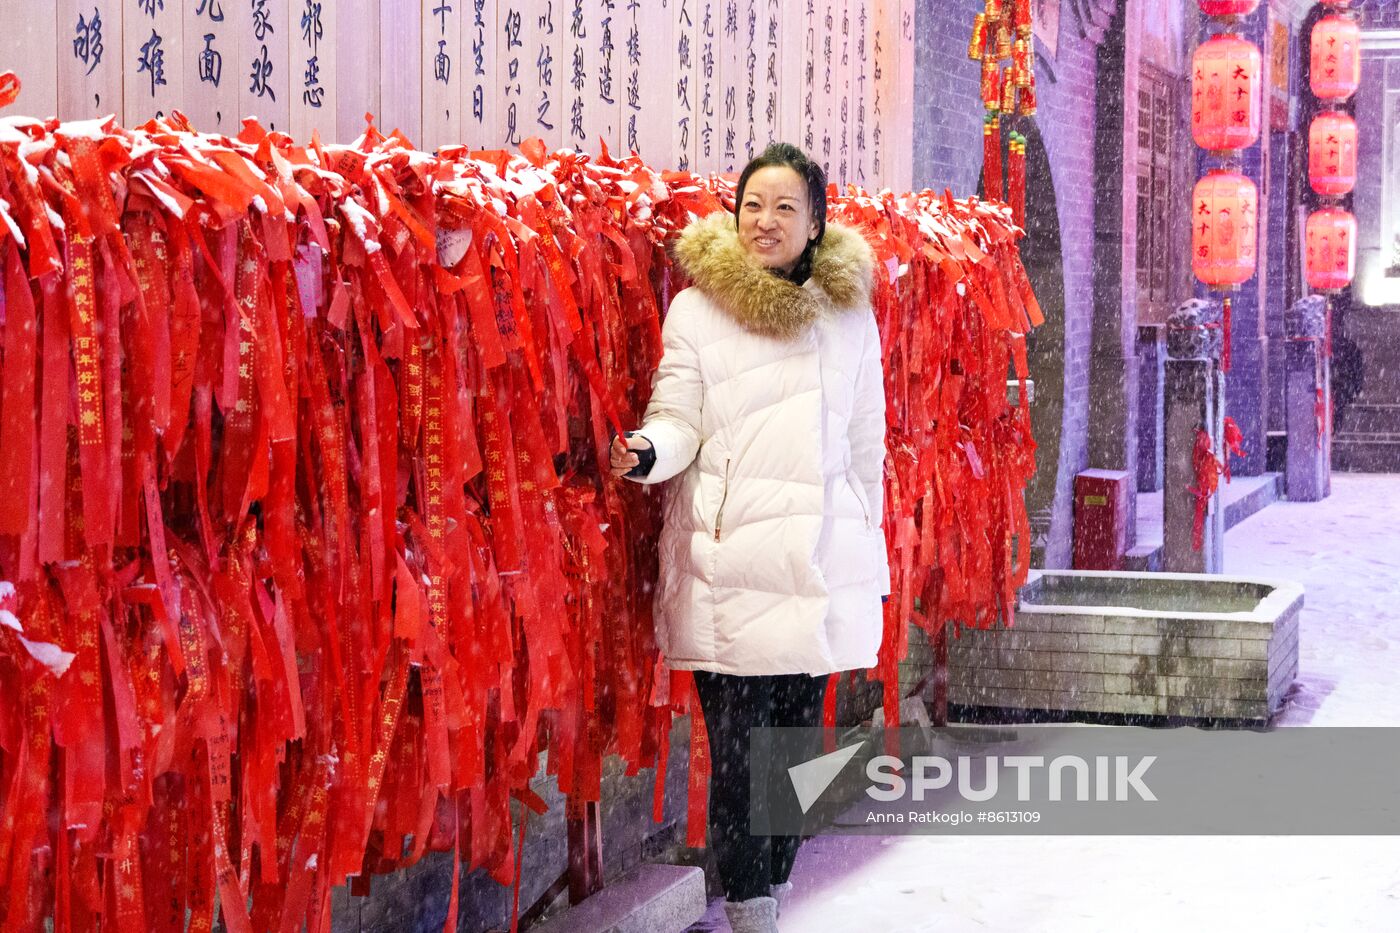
(948, 570, 1302, 722)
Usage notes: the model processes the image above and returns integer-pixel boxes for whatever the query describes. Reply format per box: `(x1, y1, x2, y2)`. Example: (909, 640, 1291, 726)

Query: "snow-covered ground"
(698, 474, 1400, 931)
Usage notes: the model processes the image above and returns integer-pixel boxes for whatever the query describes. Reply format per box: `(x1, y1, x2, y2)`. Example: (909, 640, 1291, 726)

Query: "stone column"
(1136, 325, 1166, 492)
(1284, 296, 1332, 501)
(1163, 299, 1225, 574)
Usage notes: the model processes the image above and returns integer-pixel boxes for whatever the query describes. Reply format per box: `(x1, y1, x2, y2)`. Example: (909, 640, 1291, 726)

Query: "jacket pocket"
(714, 459, 732, 541)
(847, 468, 872, 529)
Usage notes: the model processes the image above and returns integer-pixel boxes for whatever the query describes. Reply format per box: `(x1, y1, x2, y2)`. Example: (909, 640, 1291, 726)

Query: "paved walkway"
(692, 474, 1400, 931)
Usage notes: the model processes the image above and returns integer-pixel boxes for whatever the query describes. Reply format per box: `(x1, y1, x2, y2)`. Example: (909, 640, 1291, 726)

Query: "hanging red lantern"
(1311, 15, 1361, 101)
(1193, 170, 1259, 288)
(1305, 208, 1357, 291)
(1198, 0, 1261, 15)
(1192, 34, 1263, 153)
(1308, 111, 1358, 197)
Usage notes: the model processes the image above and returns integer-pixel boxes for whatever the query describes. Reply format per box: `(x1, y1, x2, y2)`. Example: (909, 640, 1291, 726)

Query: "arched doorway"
(981, 120, 1070, 568)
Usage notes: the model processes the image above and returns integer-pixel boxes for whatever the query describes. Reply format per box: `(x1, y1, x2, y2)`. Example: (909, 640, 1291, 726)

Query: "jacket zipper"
(714, 459, 732, 541)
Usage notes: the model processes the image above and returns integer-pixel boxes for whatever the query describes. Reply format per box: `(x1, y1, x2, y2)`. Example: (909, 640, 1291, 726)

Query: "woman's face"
(737, 165, 819, 275)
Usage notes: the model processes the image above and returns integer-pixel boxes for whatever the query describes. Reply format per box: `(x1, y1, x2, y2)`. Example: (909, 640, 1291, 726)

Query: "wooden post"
(565, 798, 603, 905)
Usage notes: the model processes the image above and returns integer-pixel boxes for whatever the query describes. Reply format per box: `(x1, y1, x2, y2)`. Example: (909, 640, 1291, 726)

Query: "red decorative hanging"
(1308, 111, 1358, 197)
(1311, 14, 1361, 101)
(1305, 208, 1358, 291)
(1191, 33, 1263, 153)
(1198, 0, 1260, 15)
(1192, 170, 1259, 288)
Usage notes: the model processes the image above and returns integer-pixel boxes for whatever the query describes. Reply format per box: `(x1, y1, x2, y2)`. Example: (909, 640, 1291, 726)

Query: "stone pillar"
(1284, 296, 1332, 501)
(1086, 0, 1144, 546)
(1136, 325, 1166, 492)
(1163, 299, 1225, 574)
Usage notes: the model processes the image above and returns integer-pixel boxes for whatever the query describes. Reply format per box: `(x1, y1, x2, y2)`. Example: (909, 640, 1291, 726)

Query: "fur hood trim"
(672, 211, 874, 341)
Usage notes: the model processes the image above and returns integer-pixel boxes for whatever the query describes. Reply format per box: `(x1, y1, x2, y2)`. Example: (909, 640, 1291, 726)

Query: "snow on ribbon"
(0, 110, 1038, 931)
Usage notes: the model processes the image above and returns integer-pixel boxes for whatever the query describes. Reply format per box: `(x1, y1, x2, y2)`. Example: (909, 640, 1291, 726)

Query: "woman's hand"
(609, 433, 653, 478)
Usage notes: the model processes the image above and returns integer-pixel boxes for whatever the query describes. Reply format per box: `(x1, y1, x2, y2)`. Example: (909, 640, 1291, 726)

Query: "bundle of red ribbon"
(0, 104, 1038, 932)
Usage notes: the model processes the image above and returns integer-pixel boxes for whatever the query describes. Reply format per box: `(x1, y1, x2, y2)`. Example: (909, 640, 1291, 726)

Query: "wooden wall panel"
(894, 0, 914, 192)
(177, 0, 236, 135)
(0, 3, 58, 120)
(672, 0, 698, 171)
(632, 0, 674, 166)
(870, 0, 895, 191)
(57, 0, 124, 123)
(460, 0, 497, 148)
(123, 0, 185, 125)
(6, 0, 913, 188)
(575, 0, 620, 156)
(379, 0, 421, 142)
(815, 0, 836, 178)
(420, 0, 462, 150)
(716, 0, 741, 172)
(694, 0, 720, 173)
(757, 0, 780, 154)
(337, 0, 379, 141)
(289, 0, 338, 143)
(234, 0, 290, 132)
(849, 0, 871, 189)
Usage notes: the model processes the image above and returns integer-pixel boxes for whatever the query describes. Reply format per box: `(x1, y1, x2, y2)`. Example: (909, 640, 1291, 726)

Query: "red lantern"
(1192, 34, 1263, 153)
(1311, 15, 1361, 101)
(1305, 208, 1357, 291)
(1193, 170, 1259, 288)
(1308, 111, 1358, 197)
(1198, 1, 1260, 15)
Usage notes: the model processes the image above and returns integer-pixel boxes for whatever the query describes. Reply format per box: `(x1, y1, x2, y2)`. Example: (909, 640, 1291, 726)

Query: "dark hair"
(734, 142, 827, 285)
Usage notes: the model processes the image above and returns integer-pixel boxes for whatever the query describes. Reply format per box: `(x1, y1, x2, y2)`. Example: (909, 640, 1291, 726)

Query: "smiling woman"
(607, 141, 889, 933)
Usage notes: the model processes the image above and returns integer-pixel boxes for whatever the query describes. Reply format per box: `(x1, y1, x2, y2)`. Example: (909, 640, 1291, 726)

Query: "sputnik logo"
(788, 742, 866, 814)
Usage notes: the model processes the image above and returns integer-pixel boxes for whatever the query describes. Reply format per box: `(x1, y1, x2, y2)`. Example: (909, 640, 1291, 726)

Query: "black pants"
(693, 670, 828, 903)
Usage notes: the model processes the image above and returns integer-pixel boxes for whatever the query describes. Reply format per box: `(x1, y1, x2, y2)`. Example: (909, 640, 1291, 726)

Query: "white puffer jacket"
(629, 211, 890, 676)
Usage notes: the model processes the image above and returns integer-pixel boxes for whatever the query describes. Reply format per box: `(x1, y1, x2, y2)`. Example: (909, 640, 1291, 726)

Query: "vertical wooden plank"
(528, 0, 563, 150)
(758, 0, 780, 153)
(462, 0, 497, 148)
(235, 0, 290, 133)
(634, 0, 673, 166)
(694, 0, 719, 173)
(0, 4, 58, 119)
(894, 0, 913, 192)
(716, 0, 742, 172)
(378, 0, 421, 143)
(849, 0, 870, 190)
(870, 0, 894, 190)
(122, 0, 183, 125)
(421, 0, 462, 150)
(58, 0, 124, 123)
(578, 0, 620, 157)
(496, 0, 525, 148)
(739, 0, 756, 162)
(289, 0, 337, 143)
(337, 0, 379, 141)
(777, 0, 803, 149)
(179, 0, 236, 135)
(816, 0, 836, 179)
(560, 0, 586, 152)
(835, 0, 852, 187)
(672, 0, 698, 171)
(617, 0, 640, 156)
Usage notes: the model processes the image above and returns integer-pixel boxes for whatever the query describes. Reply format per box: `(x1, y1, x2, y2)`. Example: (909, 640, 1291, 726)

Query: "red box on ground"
(1072, 469, 1131, 570)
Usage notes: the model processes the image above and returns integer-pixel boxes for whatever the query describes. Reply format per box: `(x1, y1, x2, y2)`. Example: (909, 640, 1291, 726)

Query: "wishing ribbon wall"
(0, 95, 1039, 932)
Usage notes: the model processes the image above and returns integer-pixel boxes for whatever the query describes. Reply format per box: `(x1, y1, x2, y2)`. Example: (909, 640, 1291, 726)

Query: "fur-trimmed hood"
(672, 210, 875, 341)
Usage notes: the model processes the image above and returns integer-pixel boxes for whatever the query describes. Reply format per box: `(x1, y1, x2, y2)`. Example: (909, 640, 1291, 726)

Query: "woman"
(610, 143, 889, 933)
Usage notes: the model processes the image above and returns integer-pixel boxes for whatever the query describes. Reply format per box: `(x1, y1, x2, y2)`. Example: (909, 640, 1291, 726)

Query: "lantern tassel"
(984, 114, 1003, 203)
(1009, 132, 1026, 228)
(1221, 295, 1232, 373)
